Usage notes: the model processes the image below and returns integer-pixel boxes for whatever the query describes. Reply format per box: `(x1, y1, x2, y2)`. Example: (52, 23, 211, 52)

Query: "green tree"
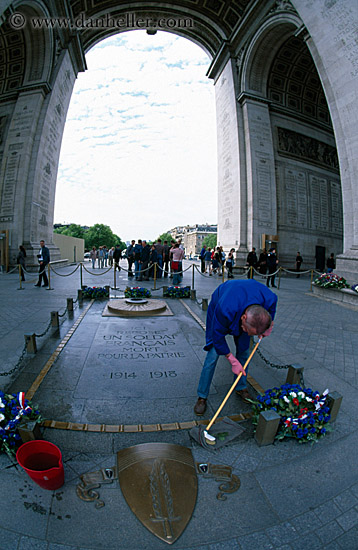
(84, 224, 124, 250)
(157, 232, 173, 243)
(54, 224, 85, 239)
(202, 234, 217, 249)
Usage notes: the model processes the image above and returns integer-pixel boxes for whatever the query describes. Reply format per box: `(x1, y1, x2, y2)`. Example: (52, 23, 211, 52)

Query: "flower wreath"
(82, 286, 109, 299)
(163, 286, 191, 298)
(0, 391, 42, 456)
(314, 273, 349, 289)
(124, 287, 151, 298)
(251, 384, 332, 443)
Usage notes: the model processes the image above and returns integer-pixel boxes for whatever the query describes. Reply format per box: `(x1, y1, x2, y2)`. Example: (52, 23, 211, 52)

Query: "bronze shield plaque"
(117, 443, 198, 544)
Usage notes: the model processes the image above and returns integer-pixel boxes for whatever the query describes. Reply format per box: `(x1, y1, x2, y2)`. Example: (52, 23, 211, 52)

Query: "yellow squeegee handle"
(205, 337, 262, 433)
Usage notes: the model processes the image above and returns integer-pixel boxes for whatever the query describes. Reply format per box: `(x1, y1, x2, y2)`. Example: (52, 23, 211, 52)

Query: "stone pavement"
(1, 261, 358, 550)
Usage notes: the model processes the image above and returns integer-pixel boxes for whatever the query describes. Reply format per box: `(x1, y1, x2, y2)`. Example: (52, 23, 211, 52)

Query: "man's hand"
(262, 322, 274, 338)
(226, 353, 246, 376)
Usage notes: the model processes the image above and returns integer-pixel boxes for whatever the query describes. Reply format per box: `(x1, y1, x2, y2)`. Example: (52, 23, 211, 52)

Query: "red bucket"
(16, 440, 64, 490)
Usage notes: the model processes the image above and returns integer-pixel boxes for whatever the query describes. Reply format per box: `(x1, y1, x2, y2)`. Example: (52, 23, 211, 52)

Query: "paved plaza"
(0, 261, 358, 550)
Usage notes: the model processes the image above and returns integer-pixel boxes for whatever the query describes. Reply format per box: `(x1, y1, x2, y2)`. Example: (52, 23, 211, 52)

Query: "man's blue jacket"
(205, 279, 278, 356)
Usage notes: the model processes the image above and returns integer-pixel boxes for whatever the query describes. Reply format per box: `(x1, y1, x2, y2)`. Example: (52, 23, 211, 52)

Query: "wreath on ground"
(314, 273, 349, 289)
(163, 286, 191, 298)
(0, 391, 42, 457)
(82, 286, 109, 299)
(251, 384, 332, 443)
(124, 286, 151, 298)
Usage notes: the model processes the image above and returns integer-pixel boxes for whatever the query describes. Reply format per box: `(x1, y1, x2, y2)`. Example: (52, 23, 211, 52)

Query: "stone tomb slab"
(73, 318, 202, 399)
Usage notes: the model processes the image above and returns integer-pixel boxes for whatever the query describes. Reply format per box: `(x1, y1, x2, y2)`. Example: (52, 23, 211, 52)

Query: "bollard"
(24, 333, 37, 354)
(162, 286, 168, 297)
(310, 269, 314, 292)
(190, 289, 196, 300)
(18, 264, 24, 290)
(67, 298, 74, 312)
(105, 285, 110, 297)
(254, 409, 281, 446)
(202, 298, 208, 311)
(278, 267, 282, 289)
(326, 391, 343, 422)
(77, 289, 83, 301)
(80, 262, 83, 289)
(114, 265, 117, 289)
(47, 264, 53, 290)
(51, 311, 59, 328)
(192, 264, 195, 290)
(286, 364, 304, 385)
(153, 263, 157, 290)
(18, 420, 42, 443)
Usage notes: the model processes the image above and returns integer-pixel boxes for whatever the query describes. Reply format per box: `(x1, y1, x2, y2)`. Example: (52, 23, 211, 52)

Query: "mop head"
(189, 417, 245, 450)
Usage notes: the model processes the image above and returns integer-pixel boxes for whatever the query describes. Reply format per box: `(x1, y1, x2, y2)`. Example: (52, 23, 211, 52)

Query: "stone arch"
(235, 8, 342, 267)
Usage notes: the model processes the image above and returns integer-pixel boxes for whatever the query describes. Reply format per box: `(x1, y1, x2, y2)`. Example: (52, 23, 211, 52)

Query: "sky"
(54, 31, 218, 242)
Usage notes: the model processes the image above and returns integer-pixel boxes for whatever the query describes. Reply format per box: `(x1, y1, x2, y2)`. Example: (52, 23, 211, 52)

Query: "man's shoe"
(34, 283, 41, 287)
(194, 398, 207, 416)
(271, 284, 277, 288)
(236, 389, 251, 403)
(42, 284, 48, 287)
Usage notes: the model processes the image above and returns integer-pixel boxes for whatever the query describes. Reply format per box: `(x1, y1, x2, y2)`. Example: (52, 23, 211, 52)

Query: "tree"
(202, 234, 217, 249)
(84, 224, 124, 250)
(158, 232, 174, 243)
(54, 224, 85, 239)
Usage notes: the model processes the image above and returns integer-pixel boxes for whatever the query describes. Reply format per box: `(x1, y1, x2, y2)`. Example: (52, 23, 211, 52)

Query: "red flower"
(293, 398, 299, 406)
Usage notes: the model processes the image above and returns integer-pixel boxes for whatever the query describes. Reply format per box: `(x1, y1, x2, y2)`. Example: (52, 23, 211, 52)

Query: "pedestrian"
(108, 247, 114, 267)
(266, 248, 278, 288)
(34, 240, 50, 288)
(213, 247, 222, 275)
(17, 245, 26, 281)
(220, 246, 226, 275)
(327, 253, 335, 273)
(134, 239, 142, 280)
(200, 245, 207, 273)
(98, 246, 105, 268)
(113, 244, 122, 271)
(170, 243, 184, 285)
(126, 240, 135, 277)
(149, 244, 158, 278)
(295, 252, 303, 278)
(89, 247, 97, 269)
(139, 240, 150, 281)
(226, 248, 235, 278)
(103, 246, 108, 267)
(163, 240, 170, 278)
(246, 247, 258, 279)
(258, 248, 268, 276)
(194, 279, 277, 415)
(204, 247, 213, 275)
(155, 239, 164, 278)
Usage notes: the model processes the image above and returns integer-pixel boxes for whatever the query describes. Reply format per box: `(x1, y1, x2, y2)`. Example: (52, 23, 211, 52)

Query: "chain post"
(202, 298, 208, 311)
(80, 262, 83, 289)
(24, 333, 37, 354)
(47, 264, 53, 290)
(153, 262, 157, 290)
(222, 266, 225, 283)
(67, 297, 74, 312)
(51, 311, 59, 328)
(310, 269, 314, 291)
(192, 264, 195, 290)
(114, 264, 117, 289)
(278, 267, 282, 289)
(18, 264, 24, 290)
(77, 288, 83, 301)
(250, 266, 253, 279)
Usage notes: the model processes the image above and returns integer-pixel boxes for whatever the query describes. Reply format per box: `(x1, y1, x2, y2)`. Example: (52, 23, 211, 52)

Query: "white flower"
(305, 397, 313, 402)
(0, 399, 5, 408)
(0, 413, 5, 422)
(283, 396, 290, 403)
(289, 392, 297, 398)
(298, 392, 305, 398)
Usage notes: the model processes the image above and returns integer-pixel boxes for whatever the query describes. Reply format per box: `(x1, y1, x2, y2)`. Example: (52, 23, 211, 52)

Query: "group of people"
(199, 245, 236, 278)
(89, 245, 122, 269)
(125, 238, 185, 284)
(245, 247, 279, 287)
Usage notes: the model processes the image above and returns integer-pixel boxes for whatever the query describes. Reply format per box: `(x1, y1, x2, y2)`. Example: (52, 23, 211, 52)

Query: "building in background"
(169, 224, 217, 256)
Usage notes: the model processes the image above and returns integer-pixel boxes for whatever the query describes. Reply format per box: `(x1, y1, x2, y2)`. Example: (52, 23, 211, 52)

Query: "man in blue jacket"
(194, 279, 277, 415)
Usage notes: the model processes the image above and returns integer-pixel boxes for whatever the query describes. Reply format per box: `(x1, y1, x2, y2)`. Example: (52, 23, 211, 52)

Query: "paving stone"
(333, 490, 358, 513)
(237, 531, 274, 550)
(336, 508, 358, 531)
(335, 525, 358, 549)
(0, 527, 21, 550)
(265, 522, 299, 546)
(18, 537, 48, 550)
(289, 510, 323, 534)
(315, 520, 344, 545)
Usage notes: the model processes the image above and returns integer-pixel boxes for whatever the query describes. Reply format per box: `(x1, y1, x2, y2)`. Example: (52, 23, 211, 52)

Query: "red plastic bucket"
(16, 440, 64, 490)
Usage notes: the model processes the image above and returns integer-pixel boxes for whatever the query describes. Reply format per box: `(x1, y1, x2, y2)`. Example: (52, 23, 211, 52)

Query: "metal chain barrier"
(0, 341, 27, 377)
(50, 263, 80, 277)
(82, 263, 113, 276)
(34, 318, 53, 338)
(256, 346, 305, 386)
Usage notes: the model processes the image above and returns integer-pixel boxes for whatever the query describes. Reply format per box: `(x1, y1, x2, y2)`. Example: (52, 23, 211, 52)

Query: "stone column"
(215, 59, 243, 254)
(239, 95, 277, 250)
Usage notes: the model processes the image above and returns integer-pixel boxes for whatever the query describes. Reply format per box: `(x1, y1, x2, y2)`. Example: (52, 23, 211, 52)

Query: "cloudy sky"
(54, 31, 218, 242)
